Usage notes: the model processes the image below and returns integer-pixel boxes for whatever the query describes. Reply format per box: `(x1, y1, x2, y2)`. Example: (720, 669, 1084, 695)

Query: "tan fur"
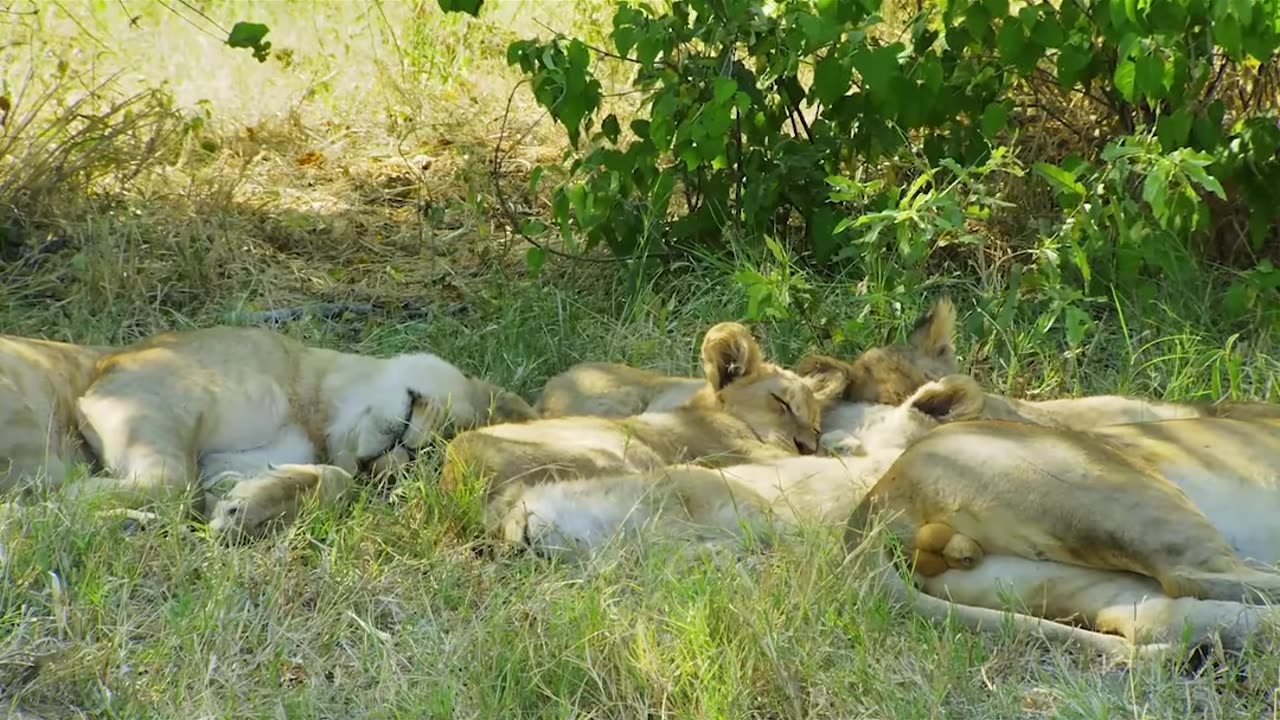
(843, 415, 1280, 656)
(443, 322, 849, 525)
(493, 375, 985, 560)
(64, 325, 534, 519)
(796, 298, 959, 406)
(536, 322, 777, 418)
(536, 307, 958, 420)
(798, 297, 1280, 429)
(207, 463, 356, 544)
(536, 362, 704, 418)
(0, 334, 111, 492)
(503, 363, 1280, 661)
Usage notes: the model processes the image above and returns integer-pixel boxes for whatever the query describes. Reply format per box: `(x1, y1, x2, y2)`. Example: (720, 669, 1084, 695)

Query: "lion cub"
(538, 299, 959, 420)
(1, 334, 112, 492)
(443, 321, 849, 525)
(536, 362, 705, 418)
(67, 325, 536, 517)
(797, 297, 1280, 430)
(497, 374, 988, 560)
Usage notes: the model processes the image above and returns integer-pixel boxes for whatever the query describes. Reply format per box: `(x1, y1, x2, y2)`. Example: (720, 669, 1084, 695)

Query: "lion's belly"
(199, 424, 318, 482)
(1159, 462, 1280, 566)
(200, 375, 295, 453)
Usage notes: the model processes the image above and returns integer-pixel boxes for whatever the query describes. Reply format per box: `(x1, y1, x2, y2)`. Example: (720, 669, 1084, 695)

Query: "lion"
(497, 369, 1280, 661)
(496, 374, 987, 561)
(535, 301, 957, 419)
(796, 297, 1280, 429)
(64, 325, 537, 521)
(536, 362, 705, 418)
(442, 321, 849, 530)
(1, 334, 112, 492)
(838, 413, 1280, 659)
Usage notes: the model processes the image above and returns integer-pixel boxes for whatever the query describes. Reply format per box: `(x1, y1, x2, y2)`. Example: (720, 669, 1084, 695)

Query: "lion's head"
(795, 297, 960, 407)
(695, 322, 848, 455)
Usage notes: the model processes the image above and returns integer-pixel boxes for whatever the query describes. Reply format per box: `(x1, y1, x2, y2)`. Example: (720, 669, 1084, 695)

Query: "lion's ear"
(700, 322, 764, 390)
(907, 297, 957, 368)
(278, 465, 324, 497)
(905, 374, 985, 422)
(795, 354, 853, 404)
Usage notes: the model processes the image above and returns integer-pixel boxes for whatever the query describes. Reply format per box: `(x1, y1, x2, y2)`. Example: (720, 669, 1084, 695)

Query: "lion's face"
(358, 372, 537, 478)
(698, 322, 846, 455)
(795, 297, 961, 407)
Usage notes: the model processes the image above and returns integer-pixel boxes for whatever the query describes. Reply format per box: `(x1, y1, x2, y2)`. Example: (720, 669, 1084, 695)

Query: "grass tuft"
(1, 1, 1279, 718)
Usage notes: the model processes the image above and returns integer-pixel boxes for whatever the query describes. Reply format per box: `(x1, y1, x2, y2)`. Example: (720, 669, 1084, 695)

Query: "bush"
(475, 0, 1280, 323)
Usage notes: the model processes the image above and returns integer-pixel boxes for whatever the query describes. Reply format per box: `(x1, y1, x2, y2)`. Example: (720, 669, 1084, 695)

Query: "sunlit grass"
(1, 1, 1279, 718)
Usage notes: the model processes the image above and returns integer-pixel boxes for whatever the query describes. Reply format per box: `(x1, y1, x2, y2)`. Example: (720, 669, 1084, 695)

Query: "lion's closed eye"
(771, 392, 794, 415)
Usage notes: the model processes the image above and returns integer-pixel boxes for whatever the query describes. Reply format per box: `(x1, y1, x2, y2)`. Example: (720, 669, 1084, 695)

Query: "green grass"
(3, 1, 1280, 718)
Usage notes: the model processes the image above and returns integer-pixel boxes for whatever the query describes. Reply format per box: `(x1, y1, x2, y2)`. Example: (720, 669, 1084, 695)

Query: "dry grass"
(3, 1, 1280, 718)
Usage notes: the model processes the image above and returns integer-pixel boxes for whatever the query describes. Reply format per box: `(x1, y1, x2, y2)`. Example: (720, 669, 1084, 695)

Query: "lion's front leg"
(207, 463, 355, 545)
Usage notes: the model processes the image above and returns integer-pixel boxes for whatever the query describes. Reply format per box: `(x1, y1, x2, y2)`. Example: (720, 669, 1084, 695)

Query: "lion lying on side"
(535, 300, 957, 418)
(796, 298, 1280, 430)
(58, 325, 536, 539)
(1, 334, 112, 492)
(497, 374, 985, 559)
(496, 372, 1280, 660)
(442, 321, 848, 534)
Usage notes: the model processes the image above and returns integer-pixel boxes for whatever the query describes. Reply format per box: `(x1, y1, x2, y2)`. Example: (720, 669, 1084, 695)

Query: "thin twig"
(155, 0, 225, 42)
(533, 18, 666, 68)
(174, 0, 227, 34)
(489, 78, 675, 264)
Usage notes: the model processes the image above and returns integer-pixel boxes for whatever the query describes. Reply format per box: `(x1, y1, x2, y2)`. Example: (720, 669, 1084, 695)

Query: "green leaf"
(1056, 41, 1094, 86)
(1191, 100, 1225, 149)
(1142, 162, 1173, 224)
(1134, 50, 1166, 100)
(852, 44, 902, 95)
(1064, 305, 1092, 348)
(1156, 109, 1192, 150)
(984, 0, 1010, 16)
(1214, 14, 1243, 59)
(980, 101, 1010, 139)
(602, 114, 620, 143)
(798, 12, 843, 48)
(438, 0, 484, 15)
(996, 21, 1028, 64)
(525, 245, 547, 275)
(227, 21, 268, 48)
(713, 76, 738, 105)
(812, 53, 852, 105)
(1034, 161, 1086, 206)
(1177, 154, 1227, 199)
(226, 21, 272, 62)
(1113, 58, 1137, 102)
(1032, 13, 1066, 48)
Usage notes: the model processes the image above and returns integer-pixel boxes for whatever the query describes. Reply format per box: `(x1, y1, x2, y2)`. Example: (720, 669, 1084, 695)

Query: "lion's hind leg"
(915, 554, 1278, 663)
(495, 466, 766, 560)
(68, 391, 200, 512)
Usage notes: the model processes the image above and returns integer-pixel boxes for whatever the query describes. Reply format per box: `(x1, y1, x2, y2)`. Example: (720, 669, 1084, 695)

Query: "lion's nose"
(795, 438, 817, 455)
